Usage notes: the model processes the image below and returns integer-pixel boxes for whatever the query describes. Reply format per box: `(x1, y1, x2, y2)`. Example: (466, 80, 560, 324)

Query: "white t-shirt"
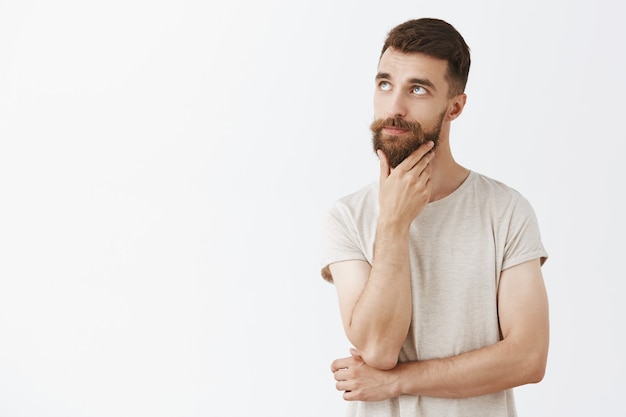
(321, 170, 548, 417)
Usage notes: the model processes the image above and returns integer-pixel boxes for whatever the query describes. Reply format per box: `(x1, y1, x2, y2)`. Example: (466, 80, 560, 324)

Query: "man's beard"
(370, 112, 445, 168)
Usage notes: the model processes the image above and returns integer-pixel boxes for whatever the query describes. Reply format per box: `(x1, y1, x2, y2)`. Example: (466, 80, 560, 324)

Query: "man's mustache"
(370, 117, 423, 136)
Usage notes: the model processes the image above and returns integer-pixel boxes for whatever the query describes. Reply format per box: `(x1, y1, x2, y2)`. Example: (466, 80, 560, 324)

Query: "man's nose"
(386, 92, 408, 119)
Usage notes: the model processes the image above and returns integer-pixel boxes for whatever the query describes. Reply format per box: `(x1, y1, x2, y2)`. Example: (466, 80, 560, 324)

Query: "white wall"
(1, 1, 624, 416)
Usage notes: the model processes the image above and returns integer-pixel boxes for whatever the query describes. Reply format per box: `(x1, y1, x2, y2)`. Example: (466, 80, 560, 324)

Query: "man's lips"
(382, 126, 409, 135)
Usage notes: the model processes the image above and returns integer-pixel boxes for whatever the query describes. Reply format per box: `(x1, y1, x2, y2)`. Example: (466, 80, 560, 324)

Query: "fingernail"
(428, 141, 434, 147)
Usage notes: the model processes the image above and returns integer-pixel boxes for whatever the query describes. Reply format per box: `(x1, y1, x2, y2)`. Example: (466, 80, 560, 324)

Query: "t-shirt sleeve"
(320, 201, 368, 283)
(501, 193, 548, 270)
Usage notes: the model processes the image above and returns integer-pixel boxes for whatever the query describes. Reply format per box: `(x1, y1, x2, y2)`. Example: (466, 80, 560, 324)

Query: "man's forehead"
(377, 48, 448, 82)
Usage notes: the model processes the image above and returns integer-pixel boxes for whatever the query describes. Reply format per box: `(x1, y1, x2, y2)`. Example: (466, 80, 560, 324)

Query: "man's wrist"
(390, 361, 414, 398)
(376, 218, 410, 239)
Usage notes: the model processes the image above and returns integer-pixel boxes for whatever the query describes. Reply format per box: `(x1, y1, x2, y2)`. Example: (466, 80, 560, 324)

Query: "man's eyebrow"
(375, 73, 437, 91)
(408, 77, 436, 91)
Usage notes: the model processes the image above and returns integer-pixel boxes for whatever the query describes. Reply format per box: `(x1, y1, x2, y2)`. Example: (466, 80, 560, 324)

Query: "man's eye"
(412, 86, 427, 95)
(379, 81, 391, 91)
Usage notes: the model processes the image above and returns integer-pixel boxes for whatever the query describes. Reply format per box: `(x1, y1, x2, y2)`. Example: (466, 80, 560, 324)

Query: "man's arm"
(330, 142, 435, 370)
(332, 258, 549, 400)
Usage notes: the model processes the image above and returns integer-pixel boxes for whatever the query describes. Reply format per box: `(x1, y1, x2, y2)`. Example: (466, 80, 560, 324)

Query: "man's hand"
(331, 349, 400, 402)
(377, 141, 435, 229)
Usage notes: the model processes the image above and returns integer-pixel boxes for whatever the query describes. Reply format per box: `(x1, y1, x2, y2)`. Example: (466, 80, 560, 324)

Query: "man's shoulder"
(470, 171, 526, 200)
(325, 182, 378, 220)
(468, 171, 536, 217)
(335, 182, 378, 204)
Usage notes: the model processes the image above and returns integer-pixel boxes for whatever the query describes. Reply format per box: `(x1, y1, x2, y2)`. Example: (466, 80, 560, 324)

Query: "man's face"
(371, 48, 452, 168)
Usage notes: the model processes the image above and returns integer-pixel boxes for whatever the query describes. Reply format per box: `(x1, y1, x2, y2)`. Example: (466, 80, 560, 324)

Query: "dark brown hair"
(381, 18, 471, 97)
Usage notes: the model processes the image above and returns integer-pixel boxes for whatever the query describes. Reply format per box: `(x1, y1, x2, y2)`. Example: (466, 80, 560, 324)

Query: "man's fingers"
(377, 149, 390, 180)
(336, 380, 353, 393)
(405, 149, 434, 177)
(397, 140, 435, 172)
(333, 368, 349, 381)
(330, 357, 350, 373)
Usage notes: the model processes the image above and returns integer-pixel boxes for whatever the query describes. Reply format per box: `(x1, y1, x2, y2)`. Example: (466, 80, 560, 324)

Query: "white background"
(1, 0, 625, 416)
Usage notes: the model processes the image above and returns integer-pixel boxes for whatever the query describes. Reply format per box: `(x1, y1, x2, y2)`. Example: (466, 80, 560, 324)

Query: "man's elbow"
(522, 349, 548, 384)
(346, 329, 405, 370)
(359, 347, 400, 370)
(526, 359, 547, 384)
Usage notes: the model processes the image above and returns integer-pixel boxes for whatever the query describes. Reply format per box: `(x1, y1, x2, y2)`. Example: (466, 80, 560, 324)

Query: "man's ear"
(446, 93, 467, 121)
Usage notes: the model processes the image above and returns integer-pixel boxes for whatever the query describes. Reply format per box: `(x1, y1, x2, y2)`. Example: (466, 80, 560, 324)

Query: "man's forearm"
(393, 339, 546, 398)
(333, 337, 547, 402)
(346, 223, 413, 370)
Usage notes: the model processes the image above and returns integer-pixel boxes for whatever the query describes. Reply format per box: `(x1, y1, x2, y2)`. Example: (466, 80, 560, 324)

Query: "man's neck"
(428, 152, 470, 202)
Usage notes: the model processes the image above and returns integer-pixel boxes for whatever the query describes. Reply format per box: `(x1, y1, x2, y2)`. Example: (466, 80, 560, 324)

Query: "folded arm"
(330, 225, 413, 370)
(332, 258, 549, 400)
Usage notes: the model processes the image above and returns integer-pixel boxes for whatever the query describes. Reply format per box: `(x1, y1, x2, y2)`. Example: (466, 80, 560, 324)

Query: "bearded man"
(321, 18, 549, 417)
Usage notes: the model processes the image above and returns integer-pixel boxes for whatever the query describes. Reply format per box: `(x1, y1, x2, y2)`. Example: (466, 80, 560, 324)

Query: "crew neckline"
(424, 170, 476, 209)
